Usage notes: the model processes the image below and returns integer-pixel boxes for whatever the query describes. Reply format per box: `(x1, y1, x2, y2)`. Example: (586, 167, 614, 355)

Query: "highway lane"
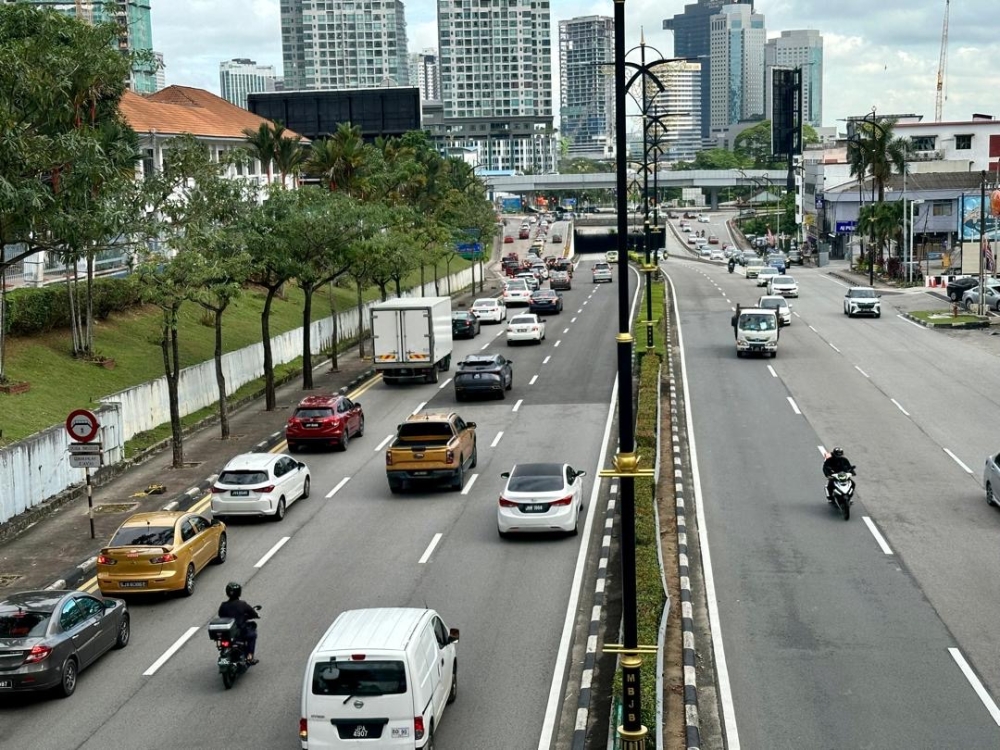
(0, 258, 633, 750)
(667, 258, 1000, 748)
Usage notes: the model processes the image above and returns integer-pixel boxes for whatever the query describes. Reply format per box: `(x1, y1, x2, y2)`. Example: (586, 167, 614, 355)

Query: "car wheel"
(453, 464, 465, 491)
(965, 298, 974, 312)
(470, 445, 478, 469)
(357, 416, 365, 437)
(339, 429, 350, 452)
(988, 482, 996, 507)
(388, 480, 403, 494)
(182, 564, 196, 597)
(301, 477, 311, 499)
(272, 497, 286, 522)
(57, 657, 78, 698)
(506, 375, 513, 391)
(498, 528, 510, 539)
(288, 442, 298, 453)
(448, 660, 458, 704)
(114, 612, 131, 649)
(949, 290, 958, 301)
(213, 532, 228, 565)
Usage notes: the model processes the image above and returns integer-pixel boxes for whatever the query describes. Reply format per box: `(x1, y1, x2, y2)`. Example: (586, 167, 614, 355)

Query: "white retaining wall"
(0, 266, 474, 524)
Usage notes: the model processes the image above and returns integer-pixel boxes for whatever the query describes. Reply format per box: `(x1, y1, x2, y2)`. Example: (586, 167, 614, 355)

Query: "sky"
(153, 0, 1000, 131)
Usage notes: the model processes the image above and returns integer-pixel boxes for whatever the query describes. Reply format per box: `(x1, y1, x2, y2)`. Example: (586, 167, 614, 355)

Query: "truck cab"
(735, 308, 779, 358)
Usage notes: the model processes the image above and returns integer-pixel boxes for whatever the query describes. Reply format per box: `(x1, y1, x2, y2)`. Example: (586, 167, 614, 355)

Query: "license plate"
(119, 581, 147, 588)
(0, 680, 12, 688)
(230, 490, 249, 496)
(413, 471, 429, 476)
(751, 344, 763, 351)
(523, 503, 549, 513)
(305, 422, 320, 428)
(391, 728, 411, 739)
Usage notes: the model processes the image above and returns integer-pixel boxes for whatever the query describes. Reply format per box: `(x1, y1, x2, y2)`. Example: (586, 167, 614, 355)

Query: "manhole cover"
(95, 503, 139, 515)
(0, 574, 23, 588)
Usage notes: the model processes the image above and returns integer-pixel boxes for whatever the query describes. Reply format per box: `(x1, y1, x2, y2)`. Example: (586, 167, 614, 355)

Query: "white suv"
(592, 262, 613, 283)
(843, 287, 881, 318)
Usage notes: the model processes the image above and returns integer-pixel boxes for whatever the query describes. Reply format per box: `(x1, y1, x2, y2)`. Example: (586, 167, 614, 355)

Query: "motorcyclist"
(728, 256, 736, 273)
(823, 447, 855, 502)
(219, 582, 259, 665)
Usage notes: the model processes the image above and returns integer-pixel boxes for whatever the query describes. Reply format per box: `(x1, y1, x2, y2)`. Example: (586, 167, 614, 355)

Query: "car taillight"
(24, 645, 52, 664)
(551, 495, 574, 506)
(445, 450, 455, 464)
(299, 718, 308, 741)
(414, 716, 426, 741)
(386, 451, 393, 466)
(211, 486, 226, 494)
(256, 485, 275, 494)
(498, 497, 518, 507)
(532, 326, 539, 331)
(150, 552, 177, 564)
(97, 554, 116, 565)
(220, 640, 231, 648)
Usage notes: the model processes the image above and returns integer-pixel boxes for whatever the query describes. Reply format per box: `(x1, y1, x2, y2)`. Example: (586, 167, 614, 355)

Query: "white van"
(735, 308, 779, 358)
(299, 608, 459, 749)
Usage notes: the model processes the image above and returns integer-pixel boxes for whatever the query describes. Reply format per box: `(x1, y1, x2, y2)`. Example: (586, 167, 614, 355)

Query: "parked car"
(451, 310, 481, 339)
(962, 282, 1000, 312)
(285, 393, 364, 451)
(946, 276, 979, 301)
(0, 590, 130, 697)
(506, 313, 546, 344)
(455, 353, 513, 400)
(212, 453, 311, 519)
(529, 289, 564, 314)
(497, 463, 587, 537)
(471, 297, 507, 322)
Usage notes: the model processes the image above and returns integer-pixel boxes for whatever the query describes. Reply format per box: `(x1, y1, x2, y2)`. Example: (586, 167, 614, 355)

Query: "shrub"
(4, 276, 143, 336)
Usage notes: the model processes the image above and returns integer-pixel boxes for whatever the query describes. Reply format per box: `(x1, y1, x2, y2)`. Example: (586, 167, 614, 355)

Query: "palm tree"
(847, 116, 909, 203)
(305, 123, 369, 197)
(274, 135, 305, 189)
(242, 122, 277, 183)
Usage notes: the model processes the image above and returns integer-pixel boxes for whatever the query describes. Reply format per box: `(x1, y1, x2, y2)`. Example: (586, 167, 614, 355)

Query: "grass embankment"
(0, 257, 469, 445)
(907, 310, 990, 327)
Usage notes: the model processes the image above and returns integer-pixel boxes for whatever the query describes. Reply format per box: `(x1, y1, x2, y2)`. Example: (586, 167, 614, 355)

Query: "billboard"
(770, 67, 802, 162)
(501, 197, 522, 213)
(960, 195, 1000, 241)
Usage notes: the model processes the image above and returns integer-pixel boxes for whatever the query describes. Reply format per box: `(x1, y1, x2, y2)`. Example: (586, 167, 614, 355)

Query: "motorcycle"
(826, 469, 856, 521)
(208, 605, 261, 689)
(728, 261, 736, 274)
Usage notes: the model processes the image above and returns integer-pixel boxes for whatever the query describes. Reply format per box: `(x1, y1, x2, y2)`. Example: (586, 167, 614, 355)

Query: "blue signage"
(501, 197, 522, 212)
(835, 221, 857, 234)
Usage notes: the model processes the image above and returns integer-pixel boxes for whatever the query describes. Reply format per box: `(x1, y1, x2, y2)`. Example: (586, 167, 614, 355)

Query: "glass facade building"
(709, 4, 765, 132)
(765, 30, 823, 128)
(559, 15, 614, 160)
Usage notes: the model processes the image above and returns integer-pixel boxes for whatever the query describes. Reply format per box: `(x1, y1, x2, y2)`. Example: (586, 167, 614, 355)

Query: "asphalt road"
(665, 239, 1000, 748)
(0, 252, 635, 750)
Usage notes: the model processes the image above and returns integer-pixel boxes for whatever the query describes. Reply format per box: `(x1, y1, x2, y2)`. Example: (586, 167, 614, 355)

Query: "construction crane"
(934, 0, 950, 122)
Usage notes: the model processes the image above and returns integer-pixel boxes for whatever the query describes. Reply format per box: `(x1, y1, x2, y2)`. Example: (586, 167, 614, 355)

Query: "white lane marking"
(726, 298, 731, 304)
(787, 397, 801, 415)
(583, 300, 588, 306)
(326, 477, 350, 498)
(143, 626, 200, 676)
(817, 445, 827, 457)
(854, 365, 870, 378)
(863, 517, 894, 555)
(949, 647, 1000, 726)
(897, 314, 926, 329)
(554, 340, 562, 348)
(808, 325, 818, 332)
(543, 356, 551, 364)
(793, 311, 801, 318)
(480, 341, 491, 350)
(571, 317, 578, 323)
(577, 308, 583, 314)
(766, 365, 777, 378)
(513, 399, 524, 412)
(944, 448, 974, 474)
(829, 343, 841, 353)
(563, 328, 570, 334)
(254, 536, 291, 568)
(438, 377, 452, 390)
(821, 275, 850, 289)
(491, 431, 504, 448)
(529, 375, 538, 385)
(731, 306, 736, 312)
(418, 533, 443, 564)
(890, 398, 910, 416)
(663, 270, 742, 750)
(412, 401, 426, 416)
(461, 473, 479, 495)
(495, 329, 505, 338)
(374, 434, 393, 452)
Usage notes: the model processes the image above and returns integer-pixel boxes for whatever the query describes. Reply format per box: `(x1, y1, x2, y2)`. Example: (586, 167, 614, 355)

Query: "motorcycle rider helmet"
(831, 447, 844, 458)
(225, 582, 242, 600)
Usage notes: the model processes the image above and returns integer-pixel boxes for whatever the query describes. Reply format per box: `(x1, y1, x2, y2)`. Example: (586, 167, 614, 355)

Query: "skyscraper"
(437, 0, 554, 173)
(709, 4, 766, 132)
(220, 59, 279, 110)
(765, 30, 823, 127)
(662, 0, 753, 139)
(280, 0, 409, 92)
(647, 61, 703, 163)
(153, 51, 165, 91)
(559, 16, 614, 160)
(409, 49, 441, 102)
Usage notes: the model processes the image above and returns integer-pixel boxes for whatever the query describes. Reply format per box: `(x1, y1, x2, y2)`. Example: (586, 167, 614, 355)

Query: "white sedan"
(756, 267, 780, 287)
(497, 463, 587, 537)
(471, 297, 507, 323)
(506, 313, 546, 344)
(212, 452, 310, 521)
(767, 275, 799, 297)
(502, 281, 532, 307)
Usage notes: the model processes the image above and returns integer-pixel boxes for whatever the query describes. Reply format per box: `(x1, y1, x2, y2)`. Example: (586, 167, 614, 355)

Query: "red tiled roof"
(119, 86, 306, 142)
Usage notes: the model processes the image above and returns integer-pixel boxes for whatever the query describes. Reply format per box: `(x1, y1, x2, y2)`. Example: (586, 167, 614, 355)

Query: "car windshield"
(294, 408, 333, 419)
(510, 316, 537, 325)
(739, 314, 777, 331)
(312, 660, 407, 697)
(218, 470, 270, 485)
(774, 277, 794, 284)
(452, 312, 473, 320)
(473, 299, 496, 308)
(0, 611, 49, 638)
(109, 525, 174, 547)
(849, 289, 877, 299)
(758, 298, 784, 310)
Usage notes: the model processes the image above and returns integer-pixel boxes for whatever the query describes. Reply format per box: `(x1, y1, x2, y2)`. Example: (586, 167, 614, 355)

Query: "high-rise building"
(14, 0, 157, 93)
(220, 58, 279, 110)
(663, 0, 752, 139)
(280, 0, 409, 92)
(647, 60, 703, 163)
(437, 0, 554, 173)
(409, 49, 441, 102)
(559, 16, 614, 160)
(153, 51, 165, 91)
(709, 4, 766, 132)
(765, 30, 823, 127)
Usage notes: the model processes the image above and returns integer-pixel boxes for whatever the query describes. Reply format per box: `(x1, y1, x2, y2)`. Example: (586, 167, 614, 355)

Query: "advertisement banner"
(960, 195, 1000, 241)
(501, 197, 522, 212)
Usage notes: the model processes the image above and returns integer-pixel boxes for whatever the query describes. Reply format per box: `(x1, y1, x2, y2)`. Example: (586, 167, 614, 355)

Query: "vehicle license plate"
(305, 422, 320, 428)
(0, 680, 12, 688)
(524, 504, 548, 513)
(751, 344, 763, 351)
(353, 725, 369, 738)
(120, 581, 147, 588)
(413, 471, 428, 476)
(231, 490, 249, 496)
(391, 728, 410, 739)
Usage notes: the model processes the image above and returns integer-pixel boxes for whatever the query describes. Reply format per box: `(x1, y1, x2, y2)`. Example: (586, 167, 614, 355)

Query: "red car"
(518, 229, 530, 239)
(504, 235, 514, 243)
(285, 393, 364, 452)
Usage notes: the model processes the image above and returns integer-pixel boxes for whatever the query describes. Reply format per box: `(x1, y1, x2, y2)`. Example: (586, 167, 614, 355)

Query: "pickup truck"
(385, 412, 478, 493)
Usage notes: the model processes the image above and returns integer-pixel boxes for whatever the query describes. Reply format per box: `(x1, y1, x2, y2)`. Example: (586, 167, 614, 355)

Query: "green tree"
(273, 128, 306, 189)
(848, 117, 909, 203)
(674, 148, 746, 171)
(305, 123, 370, 197)
(243, 122, 277, 184)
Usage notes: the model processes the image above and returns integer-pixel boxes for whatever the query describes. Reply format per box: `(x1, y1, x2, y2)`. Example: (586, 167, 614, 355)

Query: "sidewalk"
(0, 265, 506, 594)
(822, 258, 906, 292)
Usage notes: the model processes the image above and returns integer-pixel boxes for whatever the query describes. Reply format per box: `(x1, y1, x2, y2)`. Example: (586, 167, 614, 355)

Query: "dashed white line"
(439, 377, 452, 390)
(829, 343, 841, 353)
(577, 309, 583, 314)
(412, 401, 426, 415)
(897, 314, 926, 330)
(808, 325, 818, 333)
(862, 517, 894, 555)
(726, 299, 731, 304)
(461, 473, 479, 495)
(787, 397, 801, 415)
(543, 356, 551, 364)
(529, 375, 538, 385)
(375, 434, 394, 452)
(944, 448, 973, 474)
(512, 399, 524, 412)
(254, 536, 291, 568)
(418, 533, 443, 564)
(817, 445, 827, 457)
(563, 328, 570, 334)
(890, 398, 910, 416)
(491, 431, 504, 448)
(949, 647, 1000, 726)
(854, 365, 870, 378)
(571, 317, 577, 323)
(766, 365, 777, 378)
(793, 311, 801, 318)
(583, 301, 588, 306)
(494, 330, 505, 338)
(143, 627, 200, 676)
(326, 477, 350, 498)
(554, 340, 562, 347)
(480, 341, 491, 350)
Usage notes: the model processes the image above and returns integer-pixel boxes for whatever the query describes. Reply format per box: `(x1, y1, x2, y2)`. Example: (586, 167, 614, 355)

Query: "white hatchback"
(768, 275, 799, 297)
(506, 313, 546, 344)
(497, 463, 586, 537)
(471, 297, 507, 323)
(212, 453, 310, 521)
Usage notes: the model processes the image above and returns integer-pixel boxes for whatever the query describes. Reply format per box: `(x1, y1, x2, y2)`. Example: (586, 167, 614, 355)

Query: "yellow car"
(97, 511, 227, 597)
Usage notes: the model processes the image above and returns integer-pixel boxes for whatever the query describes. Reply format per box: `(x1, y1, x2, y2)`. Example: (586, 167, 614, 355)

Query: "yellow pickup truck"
(385, 412, 478, 493)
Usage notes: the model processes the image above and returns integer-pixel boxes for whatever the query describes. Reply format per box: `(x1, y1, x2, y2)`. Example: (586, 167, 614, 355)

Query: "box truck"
(371, 297, 454, 384)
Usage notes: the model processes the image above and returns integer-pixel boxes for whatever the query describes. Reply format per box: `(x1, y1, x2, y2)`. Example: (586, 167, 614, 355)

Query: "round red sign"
(65, 409, 100, 443)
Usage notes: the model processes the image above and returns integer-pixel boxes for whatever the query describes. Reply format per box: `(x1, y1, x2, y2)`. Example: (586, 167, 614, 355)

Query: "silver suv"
(592, 262, 613, 283)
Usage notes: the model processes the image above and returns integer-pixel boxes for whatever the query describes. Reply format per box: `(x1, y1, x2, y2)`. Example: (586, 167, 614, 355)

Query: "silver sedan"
(962, 284, 1000, 312)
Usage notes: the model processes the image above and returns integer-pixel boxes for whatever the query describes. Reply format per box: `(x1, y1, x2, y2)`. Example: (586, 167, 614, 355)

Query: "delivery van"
(300, 608, 459, 749)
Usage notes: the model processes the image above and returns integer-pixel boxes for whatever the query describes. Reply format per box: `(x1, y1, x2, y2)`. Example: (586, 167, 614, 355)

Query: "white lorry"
(371, 297, 453, 384)
(735, 307, 779, 358)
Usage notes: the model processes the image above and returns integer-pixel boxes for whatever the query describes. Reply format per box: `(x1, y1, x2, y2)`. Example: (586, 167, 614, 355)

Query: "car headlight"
(737, 339, 747, 346)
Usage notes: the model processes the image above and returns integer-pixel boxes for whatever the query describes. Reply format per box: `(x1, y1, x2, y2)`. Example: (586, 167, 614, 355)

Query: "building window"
(142, 148, 155, 180)
(955, 134, 972, 150)
(932, 201, 952, 217)
(910, 135, 936, 151)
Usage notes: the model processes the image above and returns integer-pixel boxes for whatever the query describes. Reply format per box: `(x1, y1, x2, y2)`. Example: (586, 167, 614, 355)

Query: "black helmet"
(225, 582, 242, 599)
(832, 447, 844, 458)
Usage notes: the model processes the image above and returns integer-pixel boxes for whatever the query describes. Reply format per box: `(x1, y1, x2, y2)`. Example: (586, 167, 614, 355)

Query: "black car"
(451, 310, 481, 339)
(528, 289, 564, 314)
(549, 271, 572, 291)
(947, 276, 978, 301)
(455, 354, 514, 400)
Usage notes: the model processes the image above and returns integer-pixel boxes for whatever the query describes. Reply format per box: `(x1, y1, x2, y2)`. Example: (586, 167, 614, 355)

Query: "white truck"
(371, 297, 454, 384)
(735, 307, 779, 358)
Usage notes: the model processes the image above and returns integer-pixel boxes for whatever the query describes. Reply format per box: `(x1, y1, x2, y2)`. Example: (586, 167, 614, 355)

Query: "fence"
(0, 265, 474, 525)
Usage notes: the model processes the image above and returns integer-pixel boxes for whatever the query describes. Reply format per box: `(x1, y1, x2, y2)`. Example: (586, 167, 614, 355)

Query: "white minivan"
(300, 608, 459, 749)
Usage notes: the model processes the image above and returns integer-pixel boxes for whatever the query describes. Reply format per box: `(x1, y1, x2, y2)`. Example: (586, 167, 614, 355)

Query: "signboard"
(836, 221, 857, 235)
(70, 454, 101, 469)
(500, 197, 522, 213)
(68, 442, 102, 454)
(65, 409, 100, 443)
(455, 242, 484, 260)
(815, 195, 824, 210)
(960, 195, 1000, 241)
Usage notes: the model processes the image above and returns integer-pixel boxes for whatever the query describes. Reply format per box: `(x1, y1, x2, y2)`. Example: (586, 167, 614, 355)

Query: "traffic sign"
(68, 442, 102, 454)
(65, 409, 100, 443)
(70, 453, 101, 469)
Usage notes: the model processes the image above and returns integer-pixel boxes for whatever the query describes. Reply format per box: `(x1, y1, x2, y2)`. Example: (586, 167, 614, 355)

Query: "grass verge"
(907, 309, 990, 327)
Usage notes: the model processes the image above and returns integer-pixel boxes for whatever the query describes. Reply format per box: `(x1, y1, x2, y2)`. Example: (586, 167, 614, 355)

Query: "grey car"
(984, 452, 1000, 507)
(962, 283, 1000, 312)
(0, 590, 130, 697)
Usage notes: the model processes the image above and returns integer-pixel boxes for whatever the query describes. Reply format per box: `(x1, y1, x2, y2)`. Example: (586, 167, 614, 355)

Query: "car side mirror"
(211, 517, 223, 526)
(448, 627, 460, 644)
(877, 294, 882, 298)
(353, 401, 361, 409)
(298, 461, 306, 469)
(500, 471, 510, 478)
(575, 470, 587, 478)
(466, 422, 476, 429)
(104, 599, 117, 609)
